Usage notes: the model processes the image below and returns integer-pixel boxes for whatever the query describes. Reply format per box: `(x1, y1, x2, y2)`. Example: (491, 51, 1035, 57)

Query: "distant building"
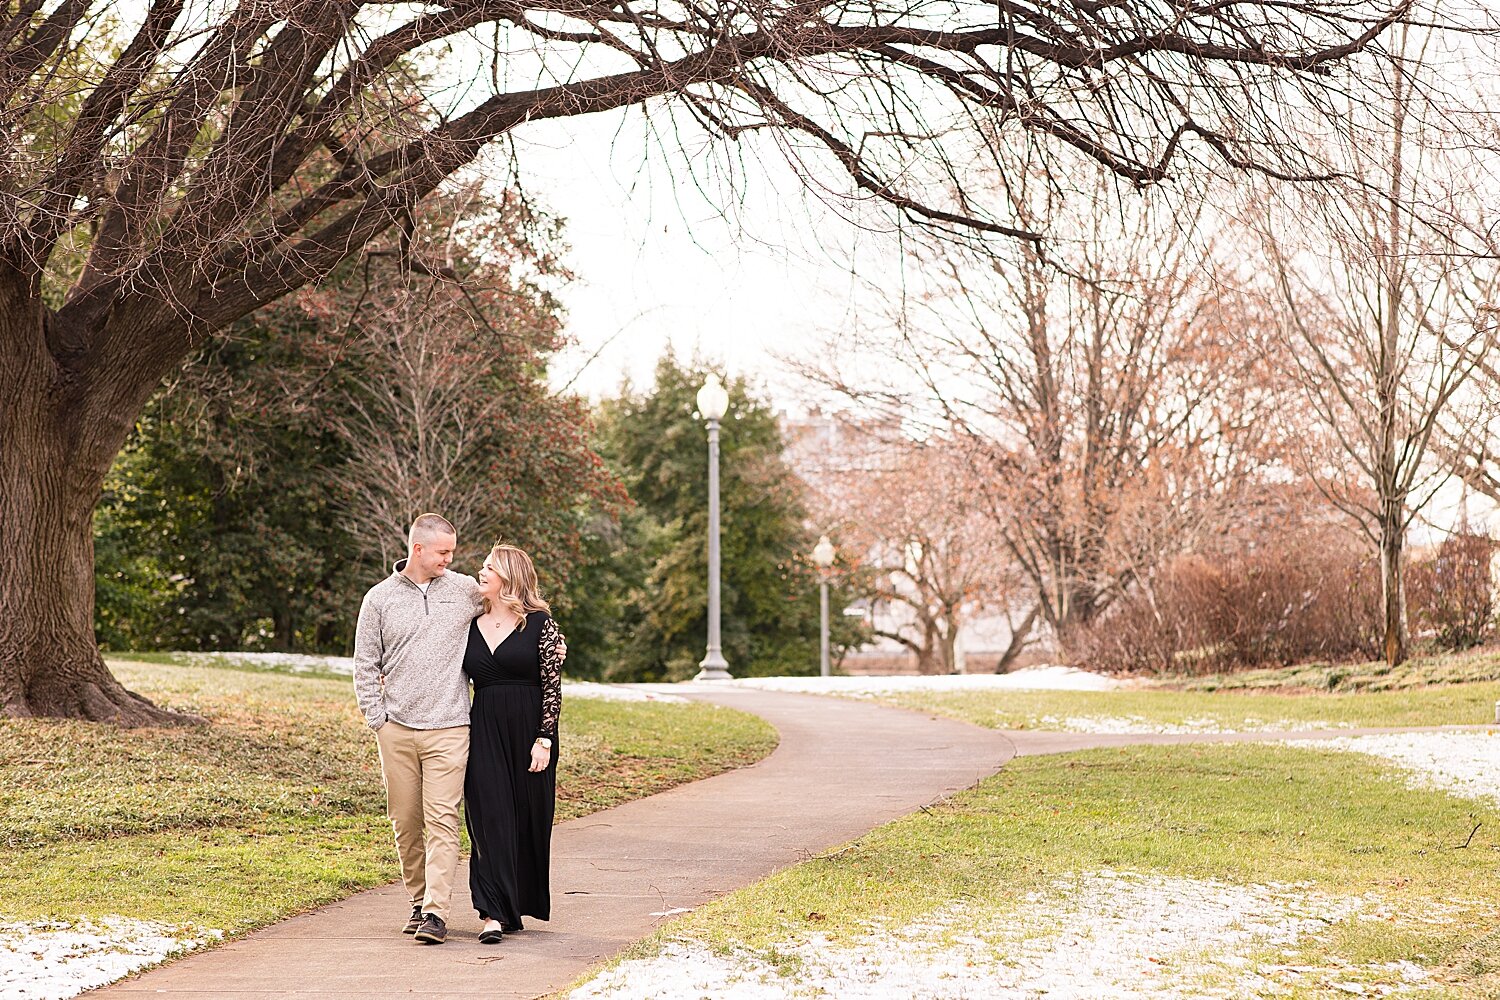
(781, 407, 901, 490)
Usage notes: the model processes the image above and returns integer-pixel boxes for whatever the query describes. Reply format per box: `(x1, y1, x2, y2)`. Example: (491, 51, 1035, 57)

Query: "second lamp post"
(694, 373, 732, 681)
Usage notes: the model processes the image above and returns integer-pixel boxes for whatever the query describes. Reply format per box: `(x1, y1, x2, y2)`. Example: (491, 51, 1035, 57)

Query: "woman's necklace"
(479, 610, 520, 647)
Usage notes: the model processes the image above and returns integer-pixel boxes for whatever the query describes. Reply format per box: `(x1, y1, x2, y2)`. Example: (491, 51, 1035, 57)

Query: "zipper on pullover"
(397, 571, 432, 615)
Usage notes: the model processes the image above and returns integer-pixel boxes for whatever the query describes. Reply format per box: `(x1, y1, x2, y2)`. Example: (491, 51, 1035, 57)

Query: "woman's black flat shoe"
(478, 928, 504, 945)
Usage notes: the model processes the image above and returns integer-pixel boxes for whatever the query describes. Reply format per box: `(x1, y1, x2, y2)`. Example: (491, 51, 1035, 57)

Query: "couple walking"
(352, 513, 565, 946)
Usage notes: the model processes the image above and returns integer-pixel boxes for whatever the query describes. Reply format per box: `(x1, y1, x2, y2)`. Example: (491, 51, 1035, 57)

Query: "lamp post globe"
(696, 373, 729, 421)
(812, 535, 835, 678)
(695, 373, 732, 681)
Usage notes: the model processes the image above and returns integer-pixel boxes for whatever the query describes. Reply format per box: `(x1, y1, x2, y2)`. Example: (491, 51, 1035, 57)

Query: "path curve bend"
(93, 689, 1016, 1000)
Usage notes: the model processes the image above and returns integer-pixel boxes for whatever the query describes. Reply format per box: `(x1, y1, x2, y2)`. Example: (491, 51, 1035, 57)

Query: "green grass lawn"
(873, 681, 1500, 734)
(586, 743, 1500, 998)
(1173, 645, 1500, 693)
(1, 659, 776, 933)
(871, 646, 1500, 733)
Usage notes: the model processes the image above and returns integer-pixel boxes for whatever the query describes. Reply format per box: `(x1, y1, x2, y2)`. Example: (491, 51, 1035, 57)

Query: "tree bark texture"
(0, 300, 195, 724)
(1379, 505, 1409, 668)
(1378, 42, 1410, 670)
(993, 605, 1040, 674)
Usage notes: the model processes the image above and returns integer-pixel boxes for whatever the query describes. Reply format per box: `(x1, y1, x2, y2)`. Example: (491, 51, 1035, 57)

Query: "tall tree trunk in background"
(1259, 30, 1498, 670)
(271, 605, 296, 653)
(939, 616, 959, 675)
(1377, 43, 1412, 668)
(916, 618, 944, 674)
(993, 605, 1040, 674)
(1379, 506, 1408, 666)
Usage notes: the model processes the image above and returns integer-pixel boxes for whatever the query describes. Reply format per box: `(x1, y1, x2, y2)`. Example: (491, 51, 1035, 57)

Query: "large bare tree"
(806, 170, 1277, 657)
(1257, 27, 1500, 667)
(0, 1, 1440, 721)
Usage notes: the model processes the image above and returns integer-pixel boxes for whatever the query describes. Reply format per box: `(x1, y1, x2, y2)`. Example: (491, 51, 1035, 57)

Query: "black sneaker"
(477, 925, 503, 945)
(402, 905, 423, 935)
(413, 913, 447, 944)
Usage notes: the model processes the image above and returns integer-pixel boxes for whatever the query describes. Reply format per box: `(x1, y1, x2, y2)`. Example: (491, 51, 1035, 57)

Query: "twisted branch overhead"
(0, 0, 1426, 366)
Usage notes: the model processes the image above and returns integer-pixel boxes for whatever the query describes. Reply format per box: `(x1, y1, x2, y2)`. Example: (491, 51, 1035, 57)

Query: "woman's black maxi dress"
(463, 610, 564, 930)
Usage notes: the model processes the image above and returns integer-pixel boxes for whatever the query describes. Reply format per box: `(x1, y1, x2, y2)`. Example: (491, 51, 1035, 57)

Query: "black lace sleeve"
(537, 615, 564, 740)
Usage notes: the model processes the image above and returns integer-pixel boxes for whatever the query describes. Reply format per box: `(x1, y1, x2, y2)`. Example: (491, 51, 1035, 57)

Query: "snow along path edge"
(0, 918, 219, 1000)
(568, 870, 1443, 1000)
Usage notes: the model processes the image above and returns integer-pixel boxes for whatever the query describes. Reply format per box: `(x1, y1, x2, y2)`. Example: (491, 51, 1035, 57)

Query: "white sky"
(503, 105, 892, 407)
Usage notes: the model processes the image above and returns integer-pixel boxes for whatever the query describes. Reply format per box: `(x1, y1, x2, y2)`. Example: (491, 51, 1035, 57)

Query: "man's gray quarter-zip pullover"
(352, 560, 484, 730)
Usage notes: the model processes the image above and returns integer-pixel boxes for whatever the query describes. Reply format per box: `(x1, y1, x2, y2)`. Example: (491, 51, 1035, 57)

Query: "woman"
(463, 543, 564, 944)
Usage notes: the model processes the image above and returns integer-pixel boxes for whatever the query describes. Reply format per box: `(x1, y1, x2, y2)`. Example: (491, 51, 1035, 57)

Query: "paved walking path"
(94, 689, 1015, 1000)
(92, 689, 1490, 1000)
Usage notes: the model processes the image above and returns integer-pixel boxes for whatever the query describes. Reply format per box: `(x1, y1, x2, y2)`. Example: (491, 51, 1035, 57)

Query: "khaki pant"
(374, 721, 469, 920)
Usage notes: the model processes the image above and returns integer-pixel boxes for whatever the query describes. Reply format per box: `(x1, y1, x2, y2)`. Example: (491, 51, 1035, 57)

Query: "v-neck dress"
(461, 610, 564, 928)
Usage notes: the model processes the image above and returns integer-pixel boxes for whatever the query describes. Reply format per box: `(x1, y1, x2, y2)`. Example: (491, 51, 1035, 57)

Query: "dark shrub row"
(1074, 528, 1495, 674)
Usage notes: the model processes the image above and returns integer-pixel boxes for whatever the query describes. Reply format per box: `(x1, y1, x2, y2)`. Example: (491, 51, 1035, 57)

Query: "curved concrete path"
(91, 689, 1492, 1000)
(93, 690, 1015, 1000)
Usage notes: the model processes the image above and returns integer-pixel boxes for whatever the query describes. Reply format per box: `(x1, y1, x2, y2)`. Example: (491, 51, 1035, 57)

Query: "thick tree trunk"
(916, 618, 944, 674)
(1037, 537, 1101, 664)
(1049, 583, 1098, 665)
(938, 620, 958, 675)
(994, 605, 1040, 674)
(271, 604, 296, 653)
(0, 311, 198, 725)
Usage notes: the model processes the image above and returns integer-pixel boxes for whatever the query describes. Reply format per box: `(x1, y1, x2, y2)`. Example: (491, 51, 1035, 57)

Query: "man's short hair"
(410, 512, 456, 545)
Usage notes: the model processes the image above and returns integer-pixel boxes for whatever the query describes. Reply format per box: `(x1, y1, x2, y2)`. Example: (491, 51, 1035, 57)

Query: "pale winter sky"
(500, 106, 1500, 541)
(500, 105, 895, 407)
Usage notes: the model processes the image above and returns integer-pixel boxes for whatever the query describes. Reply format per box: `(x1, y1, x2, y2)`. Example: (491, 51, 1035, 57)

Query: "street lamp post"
(812, 535, 836, 678)
(695, 373, 732, 681)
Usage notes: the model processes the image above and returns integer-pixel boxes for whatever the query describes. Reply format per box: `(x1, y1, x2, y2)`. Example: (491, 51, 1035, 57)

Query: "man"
(353, 513, 482, 945)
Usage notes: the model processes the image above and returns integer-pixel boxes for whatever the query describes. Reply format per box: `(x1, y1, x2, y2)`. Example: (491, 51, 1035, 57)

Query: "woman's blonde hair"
(483, 543, 551, 622)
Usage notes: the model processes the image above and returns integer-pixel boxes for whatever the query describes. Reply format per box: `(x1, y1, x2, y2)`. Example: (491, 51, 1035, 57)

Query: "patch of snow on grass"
(1289, 732, 1500, 806)
(174, 650, 357, 674)
(572, 870, 1430, 999)
(565, 682, 687, 704)
(0, 917, 219, 1000)
(709, 666, 1122, 696)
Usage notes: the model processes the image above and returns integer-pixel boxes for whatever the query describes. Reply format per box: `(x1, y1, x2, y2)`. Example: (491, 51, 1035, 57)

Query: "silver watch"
(534, 737, 553, 749)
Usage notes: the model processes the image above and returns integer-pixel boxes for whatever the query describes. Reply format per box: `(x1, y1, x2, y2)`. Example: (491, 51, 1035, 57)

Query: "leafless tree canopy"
(1250, 26, 1500, 666)
(0, 0, 1456, 722)
(6, 2, 1432, 338)
(805, 427, 1032, 673)
(801, 163, 1280, 654)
